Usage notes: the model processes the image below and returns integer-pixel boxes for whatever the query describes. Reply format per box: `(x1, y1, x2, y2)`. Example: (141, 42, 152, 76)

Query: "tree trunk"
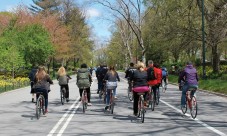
(211, 45, 220, 73)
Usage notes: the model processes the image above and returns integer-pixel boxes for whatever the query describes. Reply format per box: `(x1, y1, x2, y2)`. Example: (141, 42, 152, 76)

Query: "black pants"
(60, 84, 69, 99)
(79, 87, 91, 103)
(35, 88, 48, 109)
(133, 91, 148, 114)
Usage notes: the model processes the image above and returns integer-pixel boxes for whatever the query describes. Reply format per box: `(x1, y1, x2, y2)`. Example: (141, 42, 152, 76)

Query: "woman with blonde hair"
(103, 65, 120, 110)
(131, 62, 149, 116)
(57, 66, 71, 102)
(33, 66, 53, 114)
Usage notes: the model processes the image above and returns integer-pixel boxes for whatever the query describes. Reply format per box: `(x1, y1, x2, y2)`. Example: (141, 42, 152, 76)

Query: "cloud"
(85, 8, 101, 18)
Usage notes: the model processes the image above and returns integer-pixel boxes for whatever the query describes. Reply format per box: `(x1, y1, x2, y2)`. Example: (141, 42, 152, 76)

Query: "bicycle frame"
(137, 93, 145, 123)
(82, 88, 88, 113)
(36, 92, 45, 120)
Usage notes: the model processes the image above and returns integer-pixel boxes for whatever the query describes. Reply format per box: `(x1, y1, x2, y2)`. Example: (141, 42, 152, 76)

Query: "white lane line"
(47, 96, 80, 136)
(160, 99, 227, 136)
(57, 102, 81, 136)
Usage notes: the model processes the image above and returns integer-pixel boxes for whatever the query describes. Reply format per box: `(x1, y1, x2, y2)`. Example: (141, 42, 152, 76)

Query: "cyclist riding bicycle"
(103, 66, 120, 110)
(153, 64, 162, 100)
(161, 66, 168, 88)
(28, 65, 38, 103)
(33, 66, 53, 114)
(57, 66, 72, 102)
(97, 63, 108, 94)
(147, 60, 158, 101)
(125, 62, 137, 91)
(77, 63, 92, 106)
(178, 61, 199, 108)
(131, 62, 149, 116)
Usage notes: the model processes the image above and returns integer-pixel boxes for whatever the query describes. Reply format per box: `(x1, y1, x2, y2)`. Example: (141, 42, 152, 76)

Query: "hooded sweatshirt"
(179, 64, 198, 85)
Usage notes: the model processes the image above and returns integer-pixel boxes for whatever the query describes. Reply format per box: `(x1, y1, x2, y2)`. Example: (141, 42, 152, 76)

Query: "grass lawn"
(168, 75, 227, 95)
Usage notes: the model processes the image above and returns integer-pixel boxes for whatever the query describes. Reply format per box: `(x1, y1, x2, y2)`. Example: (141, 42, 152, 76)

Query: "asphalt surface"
(0, 72, 226, 136)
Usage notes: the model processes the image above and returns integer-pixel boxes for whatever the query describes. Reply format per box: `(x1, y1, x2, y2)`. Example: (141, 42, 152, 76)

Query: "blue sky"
(0, 0, 112, 44)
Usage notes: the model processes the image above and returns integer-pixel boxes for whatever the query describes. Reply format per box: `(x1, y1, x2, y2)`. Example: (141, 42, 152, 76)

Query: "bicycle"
(60, 87, 66, 105)
(106, 89, 115, 114)
(137, 93, 146, 123)
(147, 87, 155, 111)
(161, 78, 167, 93)
(99, 82, 106, 103)
(82, 87, 88, 113)
(127, 80, 133, 101)
(181, 87, 198, 119)
(36, 92, 45, 120)
(155, 87, 160, 105)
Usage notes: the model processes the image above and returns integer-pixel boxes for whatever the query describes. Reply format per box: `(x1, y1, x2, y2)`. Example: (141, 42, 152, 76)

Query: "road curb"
(170, 82, 227, 98)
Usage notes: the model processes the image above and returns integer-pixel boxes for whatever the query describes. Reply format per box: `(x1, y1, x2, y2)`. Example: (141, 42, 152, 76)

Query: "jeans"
(106, 87, 116, 105)
(181, 83, 198, 106)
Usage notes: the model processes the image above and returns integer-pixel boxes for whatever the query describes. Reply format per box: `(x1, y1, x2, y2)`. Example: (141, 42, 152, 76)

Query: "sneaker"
(114, 96, 118, 99)
(97, 90, 99, 94)
(88, 103, 92, 106)
(79, 98, 81, 101)
(181, 105, 186, 109)
(134, 113, 138, 116)
(32, 98, 34, 103)
(45, 109, 48, 114)
(104, 106, 109, 111)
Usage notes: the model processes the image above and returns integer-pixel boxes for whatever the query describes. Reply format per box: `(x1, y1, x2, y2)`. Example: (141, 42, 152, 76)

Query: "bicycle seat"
(188, 87, 197, 91)
(137, 93, 145, 96)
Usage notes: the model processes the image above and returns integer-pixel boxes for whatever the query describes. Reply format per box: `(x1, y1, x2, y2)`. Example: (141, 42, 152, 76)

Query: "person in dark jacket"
(97, 64, 108, 94)
(131, 62, 149, 116)
(178, 61, 199, 108)
(33, 66, 53, 114)
(28, 66, 38, 103)
(103, 66, 120, 110)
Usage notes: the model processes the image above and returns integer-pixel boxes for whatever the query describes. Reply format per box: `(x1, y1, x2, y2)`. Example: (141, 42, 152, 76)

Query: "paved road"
(0, 73, 227, 136)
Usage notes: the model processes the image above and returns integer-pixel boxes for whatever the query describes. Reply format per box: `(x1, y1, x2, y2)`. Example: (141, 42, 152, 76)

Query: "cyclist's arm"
(116, 73, 120, 81)
(46, 75, 53, 84)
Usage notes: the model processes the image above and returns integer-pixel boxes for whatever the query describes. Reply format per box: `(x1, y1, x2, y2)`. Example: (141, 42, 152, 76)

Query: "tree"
(197, 0, 227, 73)
(29, 0, 61, 14)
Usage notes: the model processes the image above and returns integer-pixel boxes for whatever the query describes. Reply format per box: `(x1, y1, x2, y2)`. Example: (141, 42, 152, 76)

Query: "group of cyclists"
(28, 59, 198, 117)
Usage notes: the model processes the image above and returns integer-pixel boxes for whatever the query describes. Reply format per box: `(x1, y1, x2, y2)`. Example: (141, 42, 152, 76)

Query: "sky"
(0, 0, 112, 45)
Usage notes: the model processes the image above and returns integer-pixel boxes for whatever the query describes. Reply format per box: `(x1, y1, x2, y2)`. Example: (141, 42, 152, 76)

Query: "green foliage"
(168, 75, 227, 95)
(16, 24, 54, 65)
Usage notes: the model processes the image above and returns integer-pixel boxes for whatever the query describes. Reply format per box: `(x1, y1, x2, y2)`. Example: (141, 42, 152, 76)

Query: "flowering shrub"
(0, 76, 29, 92)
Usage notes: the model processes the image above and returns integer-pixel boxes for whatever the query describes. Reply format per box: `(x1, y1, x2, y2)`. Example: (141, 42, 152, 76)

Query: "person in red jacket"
(154, 64, 162, 102)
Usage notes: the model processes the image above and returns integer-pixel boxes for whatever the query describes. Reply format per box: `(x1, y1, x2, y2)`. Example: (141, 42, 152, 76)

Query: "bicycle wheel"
(41, 96, 45, 115)
(151, 91, 155, 111)
(140, 96, 145, 123)
(156, 89, 160, 105)
(128, 87, 133, 101)
(110, 92, 114, 114)
(61, 88, 66, 105)
(181, 99, 188, 114)
(36, 97, 42, 119)
(82, 90, 86, 113)
(190, 96, 197, 119)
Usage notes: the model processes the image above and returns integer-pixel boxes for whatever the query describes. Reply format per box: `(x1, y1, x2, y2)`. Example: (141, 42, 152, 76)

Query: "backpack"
(147, 67, 156, 80)
(29, 69, 37, 82)
(77, 70, 90, 88)
(58, 75, 68, 85)
(162, 68, 167, 77)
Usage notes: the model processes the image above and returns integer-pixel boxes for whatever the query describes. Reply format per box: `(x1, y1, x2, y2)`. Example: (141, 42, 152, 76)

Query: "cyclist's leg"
(189, 85, 198, 97)
(181, 83, 189, 107)
(65, 84, 69, 99)
(133, 91, 139, 116)
(79, 88, 83, 100)
(113, 87, 117, 98)
(157, 84, 160, 98)
(152, 86, 157, 100)
(87, 87, 91, 103)
(105, 89, 111, 110)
